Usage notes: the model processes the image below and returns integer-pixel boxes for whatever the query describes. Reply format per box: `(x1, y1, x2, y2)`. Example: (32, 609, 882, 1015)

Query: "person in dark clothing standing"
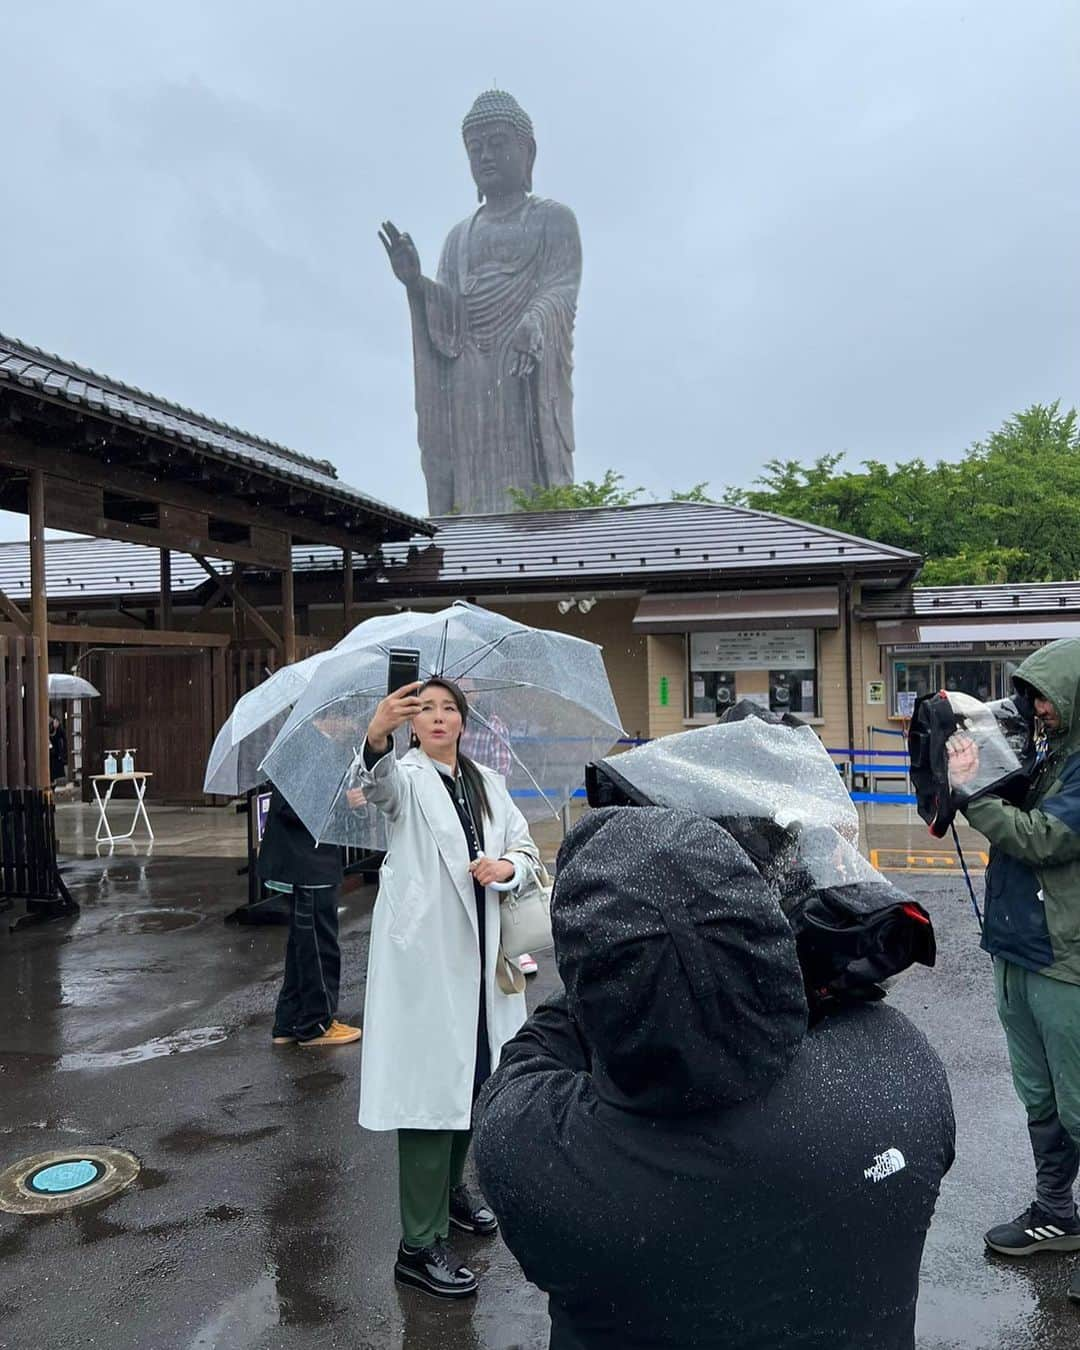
(258, 715, 363, 1049)
(48, 715, 68, 785)
(474, 807, 955, 1350)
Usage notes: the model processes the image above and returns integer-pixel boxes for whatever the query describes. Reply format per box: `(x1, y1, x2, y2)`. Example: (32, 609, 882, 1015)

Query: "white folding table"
(91, 772, 155, 843)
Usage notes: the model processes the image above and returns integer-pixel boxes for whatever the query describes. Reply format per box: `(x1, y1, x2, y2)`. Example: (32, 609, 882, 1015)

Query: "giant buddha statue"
(380, 90, 581, 516)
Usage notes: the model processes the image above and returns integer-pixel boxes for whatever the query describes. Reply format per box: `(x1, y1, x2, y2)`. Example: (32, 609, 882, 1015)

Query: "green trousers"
(995, 957, 1080, 1218)
(397, 1128, 471, 1248)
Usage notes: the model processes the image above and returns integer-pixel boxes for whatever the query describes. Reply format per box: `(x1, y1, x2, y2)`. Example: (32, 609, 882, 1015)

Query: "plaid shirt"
(461, 713, 513, 780)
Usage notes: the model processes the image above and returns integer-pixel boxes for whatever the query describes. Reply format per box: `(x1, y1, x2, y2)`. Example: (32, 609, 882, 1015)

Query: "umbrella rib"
(441, 630, 519, 682)
(435, 620, 449, 679)
(467, 707, 559, 820)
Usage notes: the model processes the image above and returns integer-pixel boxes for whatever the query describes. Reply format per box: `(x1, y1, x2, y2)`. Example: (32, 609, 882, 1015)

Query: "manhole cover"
(109, 908, 204, 934)
(0, 1147, 140, 1215)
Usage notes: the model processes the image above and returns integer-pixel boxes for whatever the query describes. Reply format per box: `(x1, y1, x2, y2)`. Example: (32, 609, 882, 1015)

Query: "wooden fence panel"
(0, 635, 43, 791)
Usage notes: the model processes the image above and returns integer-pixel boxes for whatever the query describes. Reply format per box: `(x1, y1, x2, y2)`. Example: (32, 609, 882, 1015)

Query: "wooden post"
(343, 549, 354, 635)
(232, 562, 245, 643)
(158, 549, 173, 630)
(282, 552, 296, 665)
(29, 470, 51, 789)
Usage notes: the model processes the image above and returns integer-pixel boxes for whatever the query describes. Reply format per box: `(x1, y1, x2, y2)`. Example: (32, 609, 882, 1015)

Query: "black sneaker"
(449, 1184, 499, 1236)
(985, 1204, 1080, 1256)
(1069, 1268, 1080, 1304)
(394, 1239, 478, 1299)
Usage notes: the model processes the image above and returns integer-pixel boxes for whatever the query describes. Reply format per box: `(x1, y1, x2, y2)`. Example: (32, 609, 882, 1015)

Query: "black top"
(475, 808, 955, 1350)
(256, 788, 343, 887)
(437, 767, 491, 1098)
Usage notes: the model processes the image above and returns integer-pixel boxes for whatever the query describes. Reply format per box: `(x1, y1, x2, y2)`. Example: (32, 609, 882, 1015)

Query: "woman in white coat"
(355, 676, 541, 1300)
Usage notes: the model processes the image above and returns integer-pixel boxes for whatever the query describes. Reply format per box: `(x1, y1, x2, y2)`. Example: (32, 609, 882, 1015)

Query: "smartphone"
(387, 648, 421, 696)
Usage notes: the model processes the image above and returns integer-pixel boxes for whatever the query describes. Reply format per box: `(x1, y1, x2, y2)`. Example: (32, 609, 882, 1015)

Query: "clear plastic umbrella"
(47, 673, 100, 699)
(587, 715, 936, 995)
(260, 602, 625, 847)
(203, 651, 333, 796)
(203, 610, 462, 796)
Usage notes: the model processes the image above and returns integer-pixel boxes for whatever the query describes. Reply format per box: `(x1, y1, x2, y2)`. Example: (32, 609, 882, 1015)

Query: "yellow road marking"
(870, 847, 989, 873)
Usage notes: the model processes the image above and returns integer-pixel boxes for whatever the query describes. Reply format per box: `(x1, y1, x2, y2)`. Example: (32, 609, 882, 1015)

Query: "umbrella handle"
(488, 879, 517, 892)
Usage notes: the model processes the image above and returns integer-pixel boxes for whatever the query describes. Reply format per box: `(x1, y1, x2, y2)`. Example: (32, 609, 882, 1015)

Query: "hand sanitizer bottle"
(122, 748, 135, 774)
(104, 750, 118, 776)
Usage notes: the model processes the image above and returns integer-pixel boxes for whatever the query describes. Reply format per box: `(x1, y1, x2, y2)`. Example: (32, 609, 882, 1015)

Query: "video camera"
(586, 702, 935, 1015)
(907, 690, 1035, 838)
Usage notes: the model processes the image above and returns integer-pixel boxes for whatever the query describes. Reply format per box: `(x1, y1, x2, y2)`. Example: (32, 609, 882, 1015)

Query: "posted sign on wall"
(690, 629, 815, 671)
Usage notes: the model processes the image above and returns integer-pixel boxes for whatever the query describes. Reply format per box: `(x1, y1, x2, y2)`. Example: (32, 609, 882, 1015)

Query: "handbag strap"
(495, 944, 526, 994)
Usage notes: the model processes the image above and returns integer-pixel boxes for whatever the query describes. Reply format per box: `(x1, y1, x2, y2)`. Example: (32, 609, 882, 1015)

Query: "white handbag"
(496, 856, 554, 961)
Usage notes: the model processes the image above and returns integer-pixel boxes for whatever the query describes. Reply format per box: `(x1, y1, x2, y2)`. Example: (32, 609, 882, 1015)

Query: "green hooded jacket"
(964, 637, 1080, 984)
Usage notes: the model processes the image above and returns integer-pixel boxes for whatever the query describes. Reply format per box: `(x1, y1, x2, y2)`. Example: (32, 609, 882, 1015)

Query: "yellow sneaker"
(298, 1020, 362, 1048)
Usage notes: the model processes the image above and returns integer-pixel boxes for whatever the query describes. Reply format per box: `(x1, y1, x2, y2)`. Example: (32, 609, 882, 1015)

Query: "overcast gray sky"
(2, 0, 1077, 539)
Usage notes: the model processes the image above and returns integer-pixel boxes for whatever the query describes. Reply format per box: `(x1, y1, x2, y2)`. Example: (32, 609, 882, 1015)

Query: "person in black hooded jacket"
(474, 807, 955, 1350)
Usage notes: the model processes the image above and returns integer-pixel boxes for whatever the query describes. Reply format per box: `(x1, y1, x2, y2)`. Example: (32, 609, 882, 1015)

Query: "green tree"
(506, 470, 643, 511)
(507, 471, 715, 511)
(723, 403, 1080, 584)
(669, 482, 713, 502)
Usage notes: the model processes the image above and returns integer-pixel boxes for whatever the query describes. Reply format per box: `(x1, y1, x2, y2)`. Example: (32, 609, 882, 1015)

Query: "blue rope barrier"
(827, 747, 910, 759)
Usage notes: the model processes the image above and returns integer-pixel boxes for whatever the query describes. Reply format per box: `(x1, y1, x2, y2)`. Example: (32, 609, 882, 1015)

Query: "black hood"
(553, 807, 808, 1117)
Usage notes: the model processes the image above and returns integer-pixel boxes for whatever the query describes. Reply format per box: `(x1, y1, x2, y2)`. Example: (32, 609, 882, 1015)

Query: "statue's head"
(462, 90, 536, 201)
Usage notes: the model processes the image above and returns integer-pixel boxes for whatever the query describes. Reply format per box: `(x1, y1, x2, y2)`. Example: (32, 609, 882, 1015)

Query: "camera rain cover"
(588, 719, 934, 999)
(907, 691, 1034, 838)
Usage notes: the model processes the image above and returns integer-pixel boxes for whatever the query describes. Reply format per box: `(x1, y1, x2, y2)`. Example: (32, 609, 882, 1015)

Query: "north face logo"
(864, 1147, 906, 1183)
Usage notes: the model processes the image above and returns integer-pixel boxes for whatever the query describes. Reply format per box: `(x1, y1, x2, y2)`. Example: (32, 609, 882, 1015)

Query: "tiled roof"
(859, 582, 1080, 618)
(0, 537, 224, 602)
(0, 333, 429, 535)
(365, 501, 921, 594)
(0, 502, 921, 606)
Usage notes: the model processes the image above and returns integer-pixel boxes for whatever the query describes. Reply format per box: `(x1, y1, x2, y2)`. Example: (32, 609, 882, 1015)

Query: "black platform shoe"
(449, 1184, 499, 1236)
(394, 1239, 478, 1299)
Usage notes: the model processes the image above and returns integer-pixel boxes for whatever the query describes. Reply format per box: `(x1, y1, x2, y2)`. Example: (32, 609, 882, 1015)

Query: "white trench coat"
(356, 744, 540, 1131)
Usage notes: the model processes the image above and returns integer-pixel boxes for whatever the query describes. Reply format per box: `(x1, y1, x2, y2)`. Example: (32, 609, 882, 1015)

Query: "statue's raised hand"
(379, 221, 422, 290)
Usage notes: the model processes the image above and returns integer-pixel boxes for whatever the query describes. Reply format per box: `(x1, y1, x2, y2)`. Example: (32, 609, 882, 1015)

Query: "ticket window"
(770, 668, 817, 715)
(690, 670, 737, 717)
(942, 660, 994, 703)
(893, 660, 934, 715)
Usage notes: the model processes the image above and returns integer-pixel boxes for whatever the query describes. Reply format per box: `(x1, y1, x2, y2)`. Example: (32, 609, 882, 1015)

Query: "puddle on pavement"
(160, 1123, 280, 1154)
(57, 1025, 227, 1071)
(916, 1279, 1039, 1346)
(107, 908, 205, 934)
(187, 1264, 346, 1346)
(189, 1276, 280, 1350)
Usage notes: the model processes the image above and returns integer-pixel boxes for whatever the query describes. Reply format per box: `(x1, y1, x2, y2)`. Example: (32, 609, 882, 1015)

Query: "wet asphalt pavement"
(1, 852, 1079, 1349)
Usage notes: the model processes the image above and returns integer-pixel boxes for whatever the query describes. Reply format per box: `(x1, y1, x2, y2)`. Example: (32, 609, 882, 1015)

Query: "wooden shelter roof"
(0, 333, 429, 549)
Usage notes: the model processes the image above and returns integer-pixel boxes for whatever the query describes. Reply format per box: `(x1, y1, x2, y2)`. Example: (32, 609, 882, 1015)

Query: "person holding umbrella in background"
(260, 712, 365, 1049)
(48, 715, 68, 785)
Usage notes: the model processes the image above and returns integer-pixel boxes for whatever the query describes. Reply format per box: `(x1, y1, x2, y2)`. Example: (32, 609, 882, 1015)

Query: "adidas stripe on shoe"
(984, 1204, 1080, 1257)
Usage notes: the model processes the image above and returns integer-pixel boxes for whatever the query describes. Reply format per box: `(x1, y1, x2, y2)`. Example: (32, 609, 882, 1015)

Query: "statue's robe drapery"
(409, 196, 581, 515)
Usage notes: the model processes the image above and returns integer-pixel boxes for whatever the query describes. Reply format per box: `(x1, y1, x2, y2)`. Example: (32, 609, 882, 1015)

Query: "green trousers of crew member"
(398, 1128, 472, 1248)
(995, 957, 1080, 1219)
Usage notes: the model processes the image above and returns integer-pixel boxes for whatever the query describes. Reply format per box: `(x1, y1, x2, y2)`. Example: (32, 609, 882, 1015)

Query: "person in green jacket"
(948, 637, 1080, 1303)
